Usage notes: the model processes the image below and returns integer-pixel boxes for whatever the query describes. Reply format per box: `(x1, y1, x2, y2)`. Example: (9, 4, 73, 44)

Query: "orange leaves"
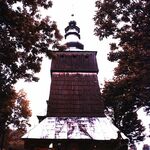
(1, 89, 32, 131)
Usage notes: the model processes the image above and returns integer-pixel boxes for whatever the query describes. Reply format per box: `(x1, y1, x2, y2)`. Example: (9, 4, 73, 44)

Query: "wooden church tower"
(23, 20, 128, 150)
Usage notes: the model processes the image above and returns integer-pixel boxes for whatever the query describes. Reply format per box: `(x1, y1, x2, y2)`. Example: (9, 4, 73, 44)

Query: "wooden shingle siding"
(47, 73, 104, 117)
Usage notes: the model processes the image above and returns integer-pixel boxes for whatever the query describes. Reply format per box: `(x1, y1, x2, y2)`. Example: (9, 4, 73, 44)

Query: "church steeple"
(22, 15, 128, 150)
(64, 15, 84, 50)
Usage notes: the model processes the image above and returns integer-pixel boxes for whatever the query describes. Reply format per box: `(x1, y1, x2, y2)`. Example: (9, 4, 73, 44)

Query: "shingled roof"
(47, 72, 104, 117)
(23, 117, 127, 140)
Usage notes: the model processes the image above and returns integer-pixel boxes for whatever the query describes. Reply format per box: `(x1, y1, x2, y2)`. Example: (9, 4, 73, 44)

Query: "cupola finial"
(64, 16, 84, 50)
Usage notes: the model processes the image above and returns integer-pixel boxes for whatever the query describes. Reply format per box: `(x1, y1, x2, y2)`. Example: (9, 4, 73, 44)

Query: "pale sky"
(15, 0, 149, 148)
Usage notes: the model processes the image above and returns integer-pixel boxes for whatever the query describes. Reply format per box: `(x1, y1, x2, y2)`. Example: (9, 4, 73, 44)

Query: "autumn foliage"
(0, 0, 63, 149)
(94, 0, 150, 144)
(0, 89, 31, 149)
(0, 0, 62, 90)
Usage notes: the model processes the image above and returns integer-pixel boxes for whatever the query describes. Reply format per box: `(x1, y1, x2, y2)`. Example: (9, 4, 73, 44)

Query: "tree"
(0, 0, 63, 149)
(94, 0, 150, 144)
(0, 89, 31, 150)
(0, 0, 63, 91)
(5, 128, 25, 150)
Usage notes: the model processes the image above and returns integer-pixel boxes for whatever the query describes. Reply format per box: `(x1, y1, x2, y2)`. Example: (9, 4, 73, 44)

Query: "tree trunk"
(0, 130, 5, 150)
